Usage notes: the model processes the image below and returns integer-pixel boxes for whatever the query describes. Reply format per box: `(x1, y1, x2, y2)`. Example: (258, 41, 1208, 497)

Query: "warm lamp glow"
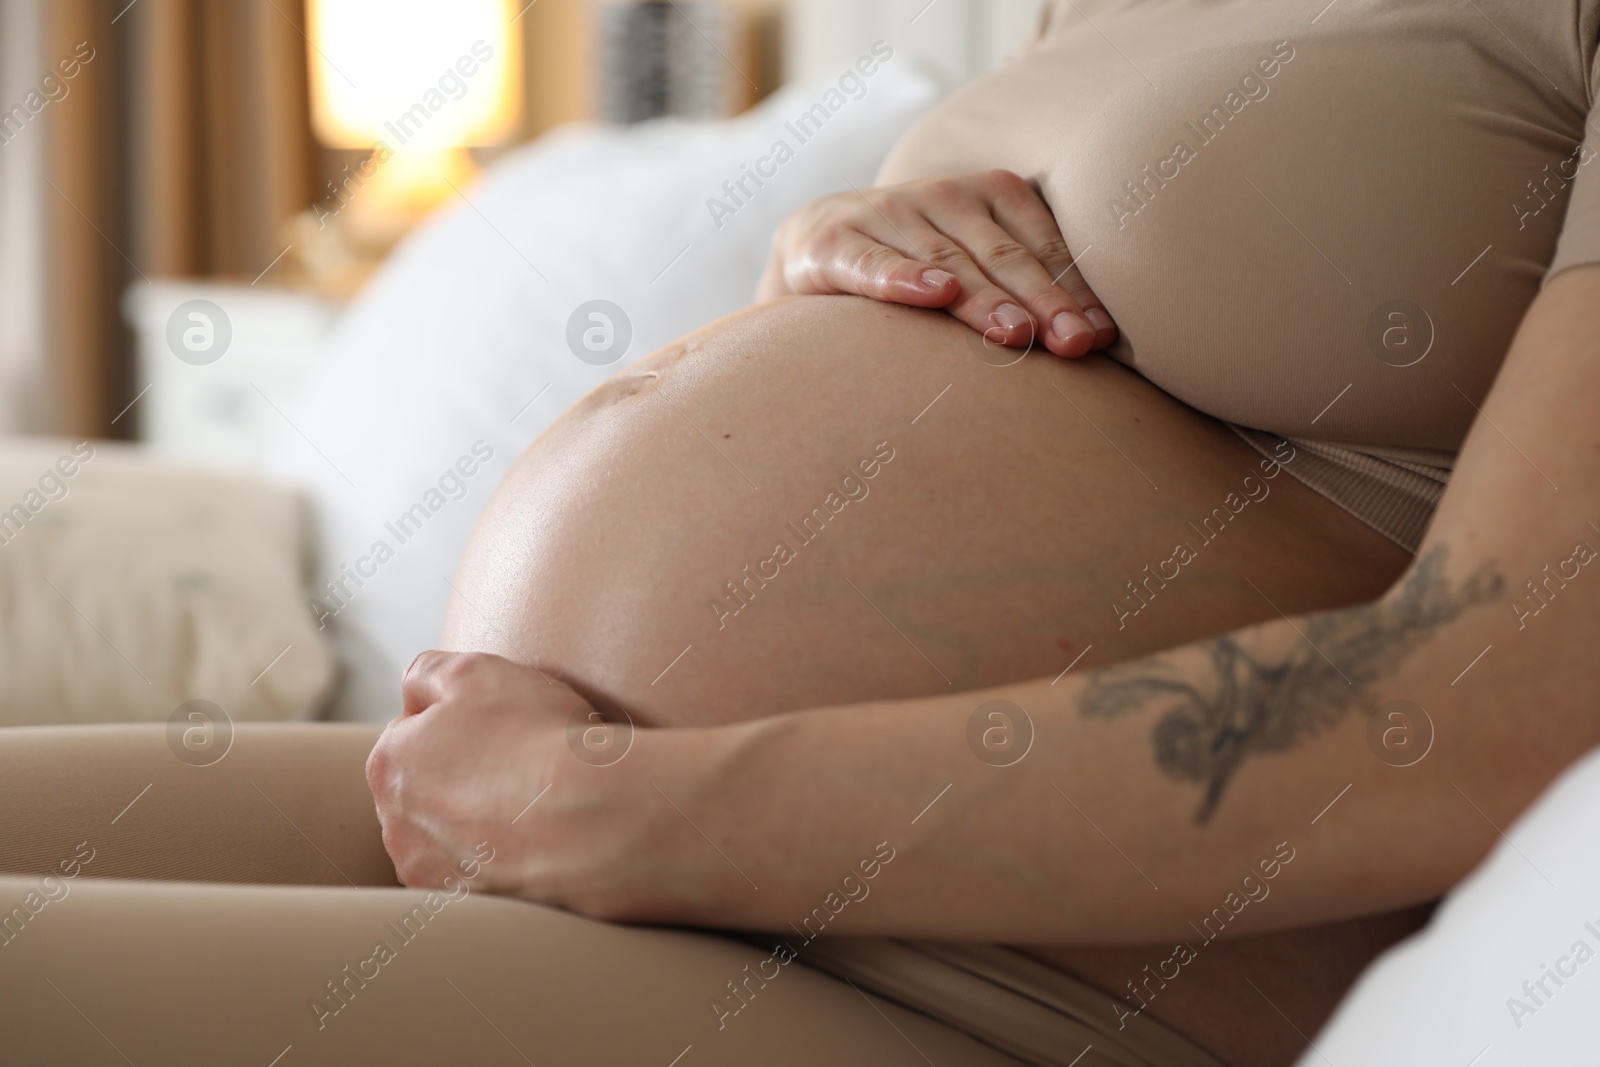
(301, 0, 524, 246)
(306, 0, 523, 152)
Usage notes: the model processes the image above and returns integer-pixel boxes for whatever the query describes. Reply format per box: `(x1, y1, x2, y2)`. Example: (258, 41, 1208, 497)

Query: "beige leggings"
(0, 723, 1027, 1067)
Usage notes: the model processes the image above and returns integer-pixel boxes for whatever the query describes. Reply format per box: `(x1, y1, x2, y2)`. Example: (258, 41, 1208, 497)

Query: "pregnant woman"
(4, 3, 1599, 1065)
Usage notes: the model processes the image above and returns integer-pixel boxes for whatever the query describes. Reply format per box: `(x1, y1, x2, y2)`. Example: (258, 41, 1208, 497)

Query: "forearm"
(636, 543, 1591, 944)
(633, 579, 1484, 940)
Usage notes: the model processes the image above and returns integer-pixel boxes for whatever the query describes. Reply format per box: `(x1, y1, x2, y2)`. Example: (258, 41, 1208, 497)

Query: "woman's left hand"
(366, 650, 659, 915)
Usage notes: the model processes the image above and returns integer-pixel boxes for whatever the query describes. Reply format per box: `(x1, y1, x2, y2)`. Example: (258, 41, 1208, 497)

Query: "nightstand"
(122, 281, 345, 474)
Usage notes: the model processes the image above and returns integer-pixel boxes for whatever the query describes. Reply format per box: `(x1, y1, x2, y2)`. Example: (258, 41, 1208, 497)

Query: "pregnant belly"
(445, 296, 1405, 727)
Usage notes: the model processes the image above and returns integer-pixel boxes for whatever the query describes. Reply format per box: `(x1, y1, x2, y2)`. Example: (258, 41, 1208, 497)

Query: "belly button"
(599, 370, 660, 405)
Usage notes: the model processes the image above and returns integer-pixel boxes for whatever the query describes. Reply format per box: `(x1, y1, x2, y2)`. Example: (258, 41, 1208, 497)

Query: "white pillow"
(268, 62, 941, 721)
(1302, 745, 1600, 1065)
(0, 439, 335, 725)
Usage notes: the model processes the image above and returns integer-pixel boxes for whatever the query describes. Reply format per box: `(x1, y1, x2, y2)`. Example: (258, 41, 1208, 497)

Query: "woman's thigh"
(446, 295, 1411, 726)
(0, 723, 393, 887)
(0, 873, 1018, 1067)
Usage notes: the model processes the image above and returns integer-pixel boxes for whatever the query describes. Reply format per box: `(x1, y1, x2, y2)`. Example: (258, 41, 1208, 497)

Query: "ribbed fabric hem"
(781, 937, 1230, 1067)
(1226, 425, 1449, 554)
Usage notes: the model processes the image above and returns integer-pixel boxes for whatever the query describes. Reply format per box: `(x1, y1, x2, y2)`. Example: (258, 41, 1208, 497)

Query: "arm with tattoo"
(1084, 546, 1504, 823)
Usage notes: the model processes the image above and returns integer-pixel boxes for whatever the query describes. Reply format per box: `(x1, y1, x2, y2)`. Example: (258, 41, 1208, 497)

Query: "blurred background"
(0, 0, 1040, 441)
(0, 0, 1043, 731)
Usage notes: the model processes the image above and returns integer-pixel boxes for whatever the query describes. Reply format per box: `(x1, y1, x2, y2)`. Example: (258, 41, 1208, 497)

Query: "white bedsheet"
(1302, 743, 1600, 1065)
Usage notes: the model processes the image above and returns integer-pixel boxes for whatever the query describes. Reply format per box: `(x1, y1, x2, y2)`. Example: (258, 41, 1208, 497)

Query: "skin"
(755, 169, 1119, 357)
(370, 175, 1600, 1064)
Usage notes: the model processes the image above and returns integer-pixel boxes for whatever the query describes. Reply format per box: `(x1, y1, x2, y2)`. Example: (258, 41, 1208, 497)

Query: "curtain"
(0, 0, 49, 434)
(27, 0, 775, 439)
(39, 0, 315, 439)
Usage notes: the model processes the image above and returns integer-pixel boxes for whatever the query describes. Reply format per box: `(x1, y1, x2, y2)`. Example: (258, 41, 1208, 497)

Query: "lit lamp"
(304, 0, 523, 247)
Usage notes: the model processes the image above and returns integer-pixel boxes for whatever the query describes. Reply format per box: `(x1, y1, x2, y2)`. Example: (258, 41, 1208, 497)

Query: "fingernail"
(992, 303, 1030, 330)
(1052, 312, 1095, 344)
(1085, 308, 1115, 332)
(921, 269, 955, 289)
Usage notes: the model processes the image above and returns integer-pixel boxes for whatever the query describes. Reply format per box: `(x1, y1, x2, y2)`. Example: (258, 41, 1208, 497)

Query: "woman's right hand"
(755, 169, 1116, 358)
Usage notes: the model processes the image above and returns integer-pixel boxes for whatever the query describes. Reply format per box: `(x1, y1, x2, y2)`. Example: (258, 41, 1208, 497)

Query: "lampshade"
(306, 0, 523, 151)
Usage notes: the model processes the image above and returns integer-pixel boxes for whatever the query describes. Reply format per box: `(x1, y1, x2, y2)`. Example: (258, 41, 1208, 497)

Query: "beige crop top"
(880, 0, 1600, 549)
